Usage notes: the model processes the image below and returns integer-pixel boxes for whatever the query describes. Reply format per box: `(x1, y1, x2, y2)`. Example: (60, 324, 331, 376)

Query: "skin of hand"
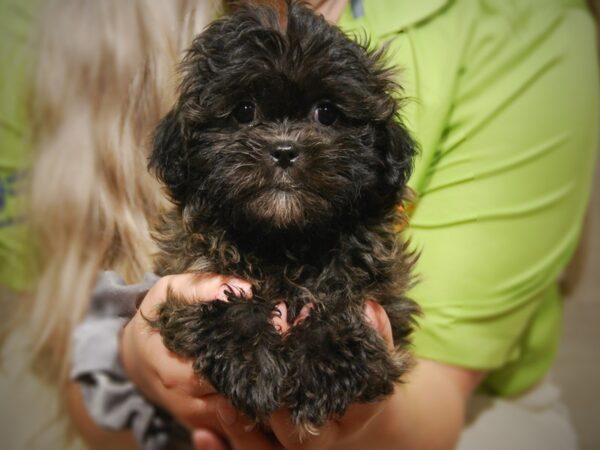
(69, 276, 482, 450)
(121, 273, 452, 450)
(66, 382, 139, 450)
(303, 0, 349, 23)
(192, 300, 399, 450)
(67, 273, 251, 449)
(120, 273, 253, 434)
(192, 301, 486, 450)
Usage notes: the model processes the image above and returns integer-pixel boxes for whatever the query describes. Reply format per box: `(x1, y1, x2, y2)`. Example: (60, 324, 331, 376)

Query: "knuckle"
(158, 372, 179, 391)
(144, 277, 170, 302)
(157, 275, 174, 291)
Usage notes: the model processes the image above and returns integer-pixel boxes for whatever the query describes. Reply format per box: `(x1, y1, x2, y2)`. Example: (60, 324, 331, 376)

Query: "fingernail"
(217, 398, 237, 425)
(216, 284, 231, 301)
(218, 282, 249, 301)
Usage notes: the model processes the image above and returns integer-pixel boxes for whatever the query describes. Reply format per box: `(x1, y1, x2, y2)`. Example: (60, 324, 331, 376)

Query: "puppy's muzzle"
(270, 142, 299, 169)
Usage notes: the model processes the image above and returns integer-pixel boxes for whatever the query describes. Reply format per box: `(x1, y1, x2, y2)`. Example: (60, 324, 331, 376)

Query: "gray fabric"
(71, 271, 192, 450)
(351, 0, 365, 18)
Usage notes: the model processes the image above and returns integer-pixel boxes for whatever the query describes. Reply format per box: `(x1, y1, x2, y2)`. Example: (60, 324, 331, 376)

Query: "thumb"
(192, 429, 229, 450)
(363, 300, 394, 350)
(215, 399, 282, 450)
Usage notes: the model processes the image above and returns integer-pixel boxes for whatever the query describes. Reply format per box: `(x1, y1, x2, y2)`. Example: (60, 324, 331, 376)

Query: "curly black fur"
(149, 1, 419, 431)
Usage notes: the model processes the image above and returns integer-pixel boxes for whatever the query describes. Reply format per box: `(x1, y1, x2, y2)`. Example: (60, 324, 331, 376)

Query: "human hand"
(192, 300, 395, 450)
(120, 273, 252, 433)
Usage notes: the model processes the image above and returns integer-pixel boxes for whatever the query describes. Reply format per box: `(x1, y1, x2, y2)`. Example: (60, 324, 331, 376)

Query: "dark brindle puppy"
(150, 1, 419, 432)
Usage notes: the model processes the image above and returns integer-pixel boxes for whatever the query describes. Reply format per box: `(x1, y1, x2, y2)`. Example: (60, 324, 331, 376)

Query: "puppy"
(149, 1, 419, 432)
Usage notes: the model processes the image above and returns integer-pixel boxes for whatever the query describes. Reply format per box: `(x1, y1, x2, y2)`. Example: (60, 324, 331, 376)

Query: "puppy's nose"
(269, 143, 299, 168)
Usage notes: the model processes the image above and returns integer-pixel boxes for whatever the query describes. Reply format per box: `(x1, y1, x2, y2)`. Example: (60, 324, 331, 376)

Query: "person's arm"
(66, 382, 138, 450)
(339, 359, 483, 450)
(67, 315, 480, 450)
(268, 303, 484, 450)
(71, 273, 475, 450)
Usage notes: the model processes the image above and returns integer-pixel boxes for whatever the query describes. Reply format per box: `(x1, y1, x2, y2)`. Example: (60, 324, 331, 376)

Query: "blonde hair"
(25, 0, 218, 386)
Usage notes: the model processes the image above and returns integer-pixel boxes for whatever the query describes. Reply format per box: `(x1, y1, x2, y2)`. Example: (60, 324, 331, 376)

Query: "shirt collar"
(341, 0, 449, 37)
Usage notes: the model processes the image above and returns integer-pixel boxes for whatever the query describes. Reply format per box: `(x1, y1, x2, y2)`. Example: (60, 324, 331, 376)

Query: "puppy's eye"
(314, 102, 338, 126)
(233, 102, 256, 124)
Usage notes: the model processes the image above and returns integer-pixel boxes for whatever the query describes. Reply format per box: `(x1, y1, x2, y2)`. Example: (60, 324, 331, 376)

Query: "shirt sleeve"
(405, 1, 599, 392)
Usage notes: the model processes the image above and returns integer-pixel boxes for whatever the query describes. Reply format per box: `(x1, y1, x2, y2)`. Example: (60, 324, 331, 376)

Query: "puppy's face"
(151, 3, 415, 234)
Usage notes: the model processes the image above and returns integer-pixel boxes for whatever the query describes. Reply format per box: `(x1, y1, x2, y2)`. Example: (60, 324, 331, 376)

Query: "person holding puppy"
(21, 0, 598, 450)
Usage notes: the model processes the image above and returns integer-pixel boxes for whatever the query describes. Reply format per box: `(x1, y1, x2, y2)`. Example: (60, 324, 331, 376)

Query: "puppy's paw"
(151, 291, 287, 422)
(284, 309, 408, 431)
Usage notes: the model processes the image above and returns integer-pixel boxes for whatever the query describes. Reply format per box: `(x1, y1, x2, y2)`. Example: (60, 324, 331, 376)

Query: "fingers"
(267, 303, 394, 450)
(192, 429, 229, 450)
(147, 332, 215, 396)
(271, 302, 289, 334)
(121, 272, 254, 431)
(124, 304, 216, 399)
(140, 274, 253, 316)
(172, 394, 224, 431)
(165, 273, 253, 303)
(363, 300, 394, 350)
(292, 302, 314, 326)
(216, 399, 283, 450)
(333, 399, 386, 439)
(128, 272, 253, 399)
(269, 400, 388, 450)
(269, 409, 338, 450)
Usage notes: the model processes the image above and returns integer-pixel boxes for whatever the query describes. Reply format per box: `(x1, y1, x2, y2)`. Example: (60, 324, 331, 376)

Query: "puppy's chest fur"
(154, 209, 411, 325)
(151, 206, 417, 428)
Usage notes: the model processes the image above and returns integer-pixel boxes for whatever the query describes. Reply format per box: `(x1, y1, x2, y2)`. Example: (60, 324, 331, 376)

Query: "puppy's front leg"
(150, 288, 287, 423)
(284, 306, 408, 433)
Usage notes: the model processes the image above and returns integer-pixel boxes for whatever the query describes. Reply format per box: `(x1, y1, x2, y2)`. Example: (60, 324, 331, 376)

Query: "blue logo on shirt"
(0, 170, 26, 228)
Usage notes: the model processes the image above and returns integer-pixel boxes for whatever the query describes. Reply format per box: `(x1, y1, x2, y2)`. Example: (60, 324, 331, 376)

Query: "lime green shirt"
(0, 0, 35, 292)
(340, 0, 599, 396)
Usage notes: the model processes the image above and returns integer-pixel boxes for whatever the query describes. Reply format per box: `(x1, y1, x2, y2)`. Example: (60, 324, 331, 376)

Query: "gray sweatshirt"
(70, 271, 192, 450)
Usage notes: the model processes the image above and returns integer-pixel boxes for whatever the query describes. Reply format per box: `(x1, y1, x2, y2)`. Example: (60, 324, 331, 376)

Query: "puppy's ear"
(377, 118, 416, 193)
(149, 110, 188, 202)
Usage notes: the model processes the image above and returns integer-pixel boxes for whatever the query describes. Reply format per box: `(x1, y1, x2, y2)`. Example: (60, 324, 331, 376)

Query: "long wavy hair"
(24, 0, 218, 387)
